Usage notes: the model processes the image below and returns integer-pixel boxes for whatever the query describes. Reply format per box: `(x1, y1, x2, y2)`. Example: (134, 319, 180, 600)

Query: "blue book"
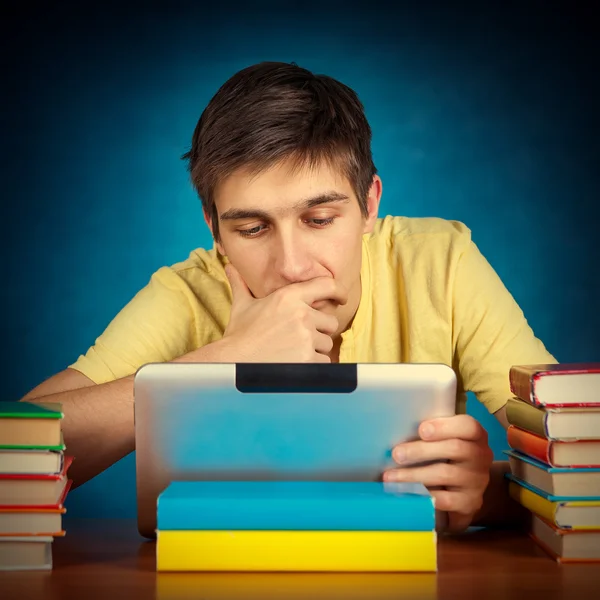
(505, 473, 600, 502)
(504, 449, 600, 474)
(157, 481, 435, 531)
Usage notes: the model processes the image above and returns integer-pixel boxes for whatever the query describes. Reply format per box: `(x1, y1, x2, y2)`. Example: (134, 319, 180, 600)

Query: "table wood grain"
(1, 518, 598, 600)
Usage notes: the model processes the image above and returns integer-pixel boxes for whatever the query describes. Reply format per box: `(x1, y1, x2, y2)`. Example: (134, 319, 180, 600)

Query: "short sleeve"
(452, 240, 557, 414)
(68, 267, 198, 384)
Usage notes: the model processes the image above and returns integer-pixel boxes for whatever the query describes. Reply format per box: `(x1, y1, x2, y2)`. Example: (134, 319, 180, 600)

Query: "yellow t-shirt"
(69, 216, 556, 414)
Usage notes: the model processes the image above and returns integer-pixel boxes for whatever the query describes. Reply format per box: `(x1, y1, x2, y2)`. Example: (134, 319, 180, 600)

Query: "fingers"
(313, 351, 332, 364)
(225, 264, 253, 305)
(429, 489, 483, 517)
(388, 414, 493, 535)
(384, 461, 482, 489)
(290, 277, 349, 307)
(248, 351, 331, 364)
(383, 463, 490, 494)
(310, 309, 339, 336)
(392, 438, 494, 467)
(418, 415, 488, 444)
(444, 511, 477, 534)
(313, 331, 334, 355)
(431, 490, 484, 532)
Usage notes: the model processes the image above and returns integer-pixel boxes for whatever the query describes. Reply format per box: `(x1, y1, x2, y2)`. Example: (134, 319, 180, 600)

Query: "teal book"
(157, 480, 436, 531)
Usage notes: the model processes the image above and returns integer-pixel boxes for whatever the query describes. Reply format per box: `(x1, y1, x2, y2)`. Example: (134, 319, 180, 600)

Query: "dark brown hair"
(182, 61, 377, 241)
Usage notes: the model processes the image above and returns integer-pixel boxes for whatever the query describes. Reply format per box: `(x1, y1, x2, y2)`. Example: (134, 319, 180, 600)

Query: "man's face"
(209, 158, 381, 336)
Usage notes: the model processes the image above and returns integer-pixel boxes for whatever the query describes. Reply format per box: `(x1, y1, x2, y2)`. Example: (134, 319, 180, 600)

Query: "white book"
(0, 536, 53, 571)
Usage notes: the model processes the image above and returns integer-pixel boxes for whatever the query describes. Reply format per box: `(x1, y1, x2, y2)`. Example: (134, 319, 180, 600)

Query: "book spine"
(508, 481, 556, 524)
(509, 366, 538, 405)
(507, 426, 551, 464)
(506, 398, 547, 438)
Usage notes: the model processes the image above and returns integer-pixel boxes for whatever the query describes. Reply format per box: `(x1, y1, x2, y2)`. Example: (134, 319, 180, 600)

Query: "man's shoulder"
(148, 246, 227, 293)
(370, 215, 473, 253)
(168, 246, 225, 275)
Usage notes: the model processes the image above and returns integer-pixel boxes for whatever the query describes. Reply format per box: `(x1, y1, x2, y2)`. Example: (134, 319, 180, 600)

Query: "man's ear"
(203, 209, 226, 255)
(362, 175, 382, 234)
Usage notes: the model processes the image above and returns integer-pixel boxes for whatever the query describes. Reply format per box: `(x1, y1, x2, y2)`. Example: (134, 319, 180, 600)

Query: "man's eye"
(309, 217, 336, 227)
(238, 225, 265, 238)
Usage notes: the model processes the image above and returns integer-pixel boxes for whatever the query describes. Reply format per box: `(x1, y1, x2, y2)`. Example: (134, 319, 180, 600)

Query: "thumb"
(224, 263, 252, 305)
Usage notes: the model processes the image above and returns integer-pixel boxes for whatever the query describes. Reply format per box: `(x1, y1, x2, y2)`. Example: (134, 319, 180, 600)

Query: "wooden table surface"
(1, 518, 598, 600)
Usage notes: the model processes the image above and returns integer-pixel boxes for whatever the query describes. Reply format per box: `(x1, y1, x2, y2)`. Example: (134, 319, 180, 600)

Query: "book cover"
(0, 399, 64, 450)
(509, 363, 600, 408)
(531, 516, 600, 563)
(507, 477, 600, 529)
(0, 428, 65, 451)
(3, 478, 72, 511)
(0, 504, 66, 536)
(531, 534, 600, 564)
(0, 449, 64, 475)
(0, 535, 53, 571)
(507, 425, 551, 464)
(507, 473, 600, 502)
(0, 455, 73, 482)
(0, 402, 63, 419)
(157, 481, 435, 532)
(505, 449, 600, 475)
(157, 530, 437, 572)
(0, 453, 72, 511)
(505, 450, 600, 497)
(0, 440, 65, 452)
(506, 397, 600, 441)
(506, 397, 547, 438)
(507, 426, 600, 467)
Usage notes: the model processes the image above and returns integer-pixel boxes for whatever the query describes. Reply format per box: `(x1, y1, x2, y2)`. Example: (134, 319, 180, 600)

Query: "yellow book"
(509, 481, 600, 530)
(157, 530, 436, 572)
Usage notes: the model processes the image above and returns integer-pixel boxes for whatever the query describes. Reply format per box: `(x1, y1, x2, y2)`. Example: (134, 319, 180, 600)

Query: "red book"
(509, 363, 600, 408)
(0, 455, 73, 508)
(507, 426, 600, 468)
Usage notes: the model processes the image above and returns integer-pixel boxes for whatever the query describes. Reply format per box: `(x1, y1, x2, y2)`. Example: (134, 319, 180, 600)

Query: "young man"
(21, 61, 556, 533)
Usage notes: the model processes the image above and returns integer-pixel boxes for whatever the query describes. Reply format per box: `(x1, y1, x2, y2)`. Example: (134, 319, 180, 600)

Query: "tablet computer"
(134, 362, 456, 538)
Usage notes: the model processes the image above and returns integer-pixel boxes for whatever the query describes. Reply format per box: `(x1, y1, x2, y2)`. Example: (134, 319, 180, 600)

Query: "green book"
(0, 402, 63, 419)
(506, 396, 600, 441)
(0, 402, 64, 450)
(0, 435, 66, 451)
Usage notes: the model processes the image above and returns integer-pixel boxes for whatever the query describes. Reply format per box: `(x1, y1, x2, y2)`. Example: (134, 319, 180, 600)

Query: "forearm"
(471, 460, 529, 529)
(35, 375, 136, 489)
(21, 339, 232, 488)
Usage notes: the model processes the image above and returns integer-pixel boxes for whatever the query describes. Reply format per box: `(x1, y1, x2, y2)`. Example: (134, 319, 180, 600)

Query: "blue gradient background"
(3, 3, 599, 518)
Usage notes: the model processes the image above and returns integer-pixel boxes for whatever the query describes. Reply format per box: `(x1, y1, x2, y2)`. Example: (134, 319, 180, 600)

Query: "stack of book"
(156, 480, 437, 572)
(505, 363, 600, 563)
(0, 401, 72, 571)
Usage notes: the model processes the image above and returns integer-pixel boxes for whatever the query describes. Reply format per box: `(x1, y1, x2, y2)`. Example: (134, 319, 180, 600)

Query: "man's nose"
(274, 231, 314, 283)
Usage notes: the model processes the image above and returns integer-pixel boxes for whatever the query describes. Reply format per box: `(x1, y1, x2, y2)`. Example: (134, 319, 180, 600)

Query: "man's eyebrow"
(293, 192, 350, 210)
(219, 208, 271, 221)
(219, 192, 350, 221)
